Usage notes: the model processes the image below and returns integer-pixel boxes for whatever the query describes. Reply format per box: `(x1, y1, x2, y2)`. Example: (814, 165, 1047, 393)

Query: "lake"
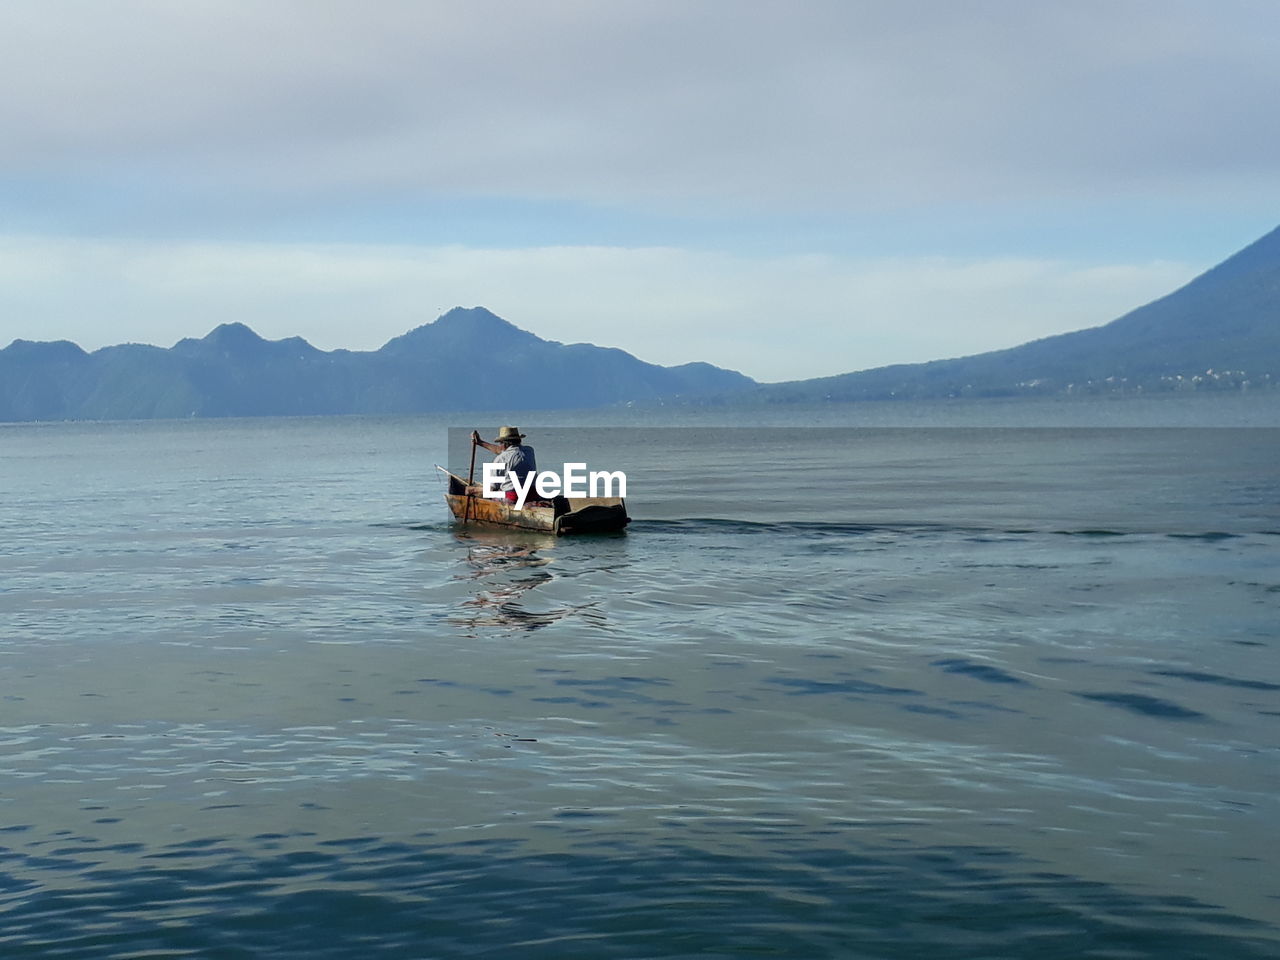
(1, 398, 1278, 958)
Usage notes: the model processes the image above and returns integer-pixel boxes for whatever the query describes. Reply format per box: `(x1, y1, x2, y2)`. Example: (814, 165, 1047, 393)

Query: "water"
(2, 405, 1278, 958)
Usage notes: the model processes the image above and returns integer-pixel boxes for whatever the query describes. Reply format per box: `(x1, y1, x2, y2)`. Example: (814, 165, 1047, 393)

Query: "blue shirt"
(494, 444, 536, 491)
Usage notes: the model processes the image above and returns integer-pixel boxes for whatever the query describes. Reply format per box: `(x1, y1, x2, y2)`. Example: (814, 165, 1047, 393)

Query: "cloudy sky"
(2, 0, 1278, 381)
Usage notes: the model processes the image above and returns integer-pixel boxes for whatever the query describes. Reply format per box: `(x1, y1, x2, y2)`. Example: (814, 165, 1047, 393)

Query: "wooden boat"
(439, 468, 629, 535)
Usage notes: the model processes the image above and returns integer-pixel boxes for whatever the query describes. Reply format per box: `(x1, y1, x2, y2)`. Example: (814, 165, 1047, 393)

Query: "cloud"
(0, 4, 1257, 380)
(2, 1, 1279, 217)
(0, 235, 1196, 381)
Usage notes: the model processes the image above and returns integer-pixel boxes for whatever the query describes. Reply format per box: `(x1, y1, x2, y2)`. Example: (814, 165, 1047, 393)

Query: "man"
(470, 426, 537, 504)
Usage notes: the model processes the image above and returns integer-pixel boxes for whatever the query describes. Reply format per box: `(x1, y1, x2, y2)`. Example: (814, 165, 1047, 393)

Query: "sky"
(1, 1, 1278, 383)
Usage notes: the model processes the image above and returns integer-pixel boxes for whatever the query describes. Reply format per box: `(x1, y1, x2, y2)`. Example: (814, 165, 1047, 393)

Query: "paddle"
(464, 434, 478, 523)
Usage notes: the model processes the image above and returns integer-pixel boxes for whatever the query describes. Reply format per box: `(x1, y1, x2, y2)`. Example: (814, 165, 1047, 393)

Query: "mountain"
(0, 307, 755, 422)
(7, 225, 1278, 422)
(756, 225, 1280, 403)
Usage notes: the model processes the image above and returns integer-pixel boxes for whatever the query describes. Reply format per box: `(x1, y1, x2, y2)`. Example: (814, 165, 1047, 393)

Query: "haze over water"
(2, 399, 1278, 958)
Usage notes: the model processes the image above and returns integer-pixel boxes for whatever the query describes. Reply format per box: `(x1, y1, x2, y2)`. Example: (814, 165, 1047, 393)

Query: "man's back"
(495, 444, 536, 489)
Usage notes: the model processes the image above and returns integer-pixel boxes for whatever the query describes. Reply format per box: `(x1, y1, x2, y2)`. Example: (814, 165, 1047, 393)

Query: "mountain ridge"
(750, 224, 1280, 403)
(0, 307, 755, 421)
(3, 224, 1278, 422)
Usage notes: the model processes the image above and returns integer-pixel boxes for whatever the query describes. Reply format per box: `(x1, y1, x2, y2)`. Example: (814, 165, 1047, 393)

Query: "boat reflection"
(450, 527, 600, 632)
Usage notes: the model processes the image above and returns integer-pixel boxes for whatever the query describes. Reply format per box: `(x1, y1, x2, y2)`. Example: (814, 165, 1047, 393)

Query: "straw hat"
(495, 425, 526, 443)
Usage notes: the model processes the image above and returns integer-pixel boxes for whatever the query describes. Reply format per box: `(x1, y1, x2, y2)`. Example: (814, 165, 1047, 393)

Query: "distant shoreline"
(4, 389, 1278, 429)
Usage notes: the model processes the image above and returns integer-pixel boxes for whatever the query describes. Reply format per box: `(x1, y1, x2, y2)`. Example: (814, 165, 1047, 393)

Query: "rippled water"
(2, 411, 1278, 958)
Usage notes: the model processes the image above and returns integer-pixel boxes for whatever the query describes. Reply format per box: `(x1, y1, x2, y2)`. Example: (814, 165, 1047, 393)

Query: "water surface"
(1, 409, 1277, 957)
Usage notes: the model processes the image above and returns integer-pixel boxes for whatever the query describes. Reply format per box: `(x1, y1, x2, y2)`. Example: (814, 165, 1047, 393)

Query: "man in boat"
(469, 426, 537, 504)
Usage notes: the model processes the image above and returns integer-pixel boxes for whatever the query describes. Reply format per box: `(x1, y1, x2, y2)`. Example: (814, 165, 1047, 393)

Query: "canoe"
(439, 469, 629, 535)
